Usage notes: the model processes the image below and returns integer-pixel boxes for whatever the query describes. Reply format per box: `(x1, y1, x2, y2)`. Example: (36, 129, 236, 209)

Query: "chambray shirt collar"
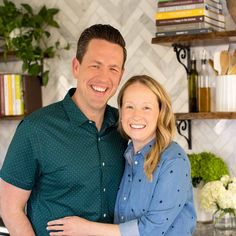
(124, 139, 156, 165)
(62, 88, 117, 128)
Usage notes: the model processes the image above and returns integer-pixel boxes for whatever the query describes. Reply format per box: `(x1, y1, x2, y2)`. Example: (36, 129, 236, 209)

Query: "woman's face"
(121, 82, 159, 152)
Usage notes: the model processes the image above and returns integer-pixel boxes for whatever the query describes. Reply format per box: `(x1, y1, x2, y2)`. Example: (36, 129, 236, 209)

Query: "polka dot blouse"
(114, 140, 196, 236)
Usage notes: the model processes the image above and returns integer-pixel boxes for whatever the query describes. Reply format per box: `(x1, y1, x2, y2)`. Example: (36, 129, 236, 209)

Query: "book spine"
(157, 2, 223, 13)
(4, 74, 9, 116)
(155, 28, 213, 37)
(158, 0, 204, 7)
(7, 74, 13, 116)
(156, 21, 224, 32)
(11, 74, 16, 115)
(158, 0, 220, 7)
(14, 74, 24, 115)
(155, 8, 225, 22)
(156, 15, 225, 28)
(22, 75, 28, 115)
(0, 74, 5, 116)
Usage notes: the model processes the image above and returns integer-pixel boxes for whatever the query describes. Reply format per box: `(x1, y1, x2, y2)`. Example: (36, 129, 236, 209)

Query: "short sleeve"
(0, 119, 39, 190)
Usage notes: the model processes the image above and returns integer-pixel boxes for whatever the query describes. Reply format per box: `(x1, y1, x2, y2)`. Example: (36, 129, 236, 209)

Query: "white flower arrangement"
(200, 175, 236, 216)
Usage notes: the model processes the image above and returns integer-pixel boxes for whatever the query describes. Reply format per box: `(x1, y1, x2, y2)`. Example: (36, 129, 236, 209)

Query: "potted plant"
(188, 151, 229, 188)
(188, 151, 229, 222)
(0, 0, 69, 86)
(201, 175, 236, 230)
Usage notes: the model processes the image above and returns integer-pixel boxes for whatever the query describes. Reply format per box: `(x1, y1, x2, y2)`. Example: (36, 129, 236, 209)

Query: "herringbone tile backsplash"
(0, 0, 236, 176)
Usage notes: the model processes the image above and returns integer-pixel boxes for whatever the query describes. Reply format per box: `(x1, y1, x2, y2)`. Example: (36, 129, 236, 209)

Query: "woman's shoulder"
(160, 141, 188, 162)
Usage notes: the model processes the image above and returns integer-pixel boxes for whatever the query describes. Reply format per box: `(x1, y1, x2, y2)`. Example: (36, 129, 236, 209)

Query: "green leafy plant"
(0, 0, 70, 86)
(188, 152, 229, 187)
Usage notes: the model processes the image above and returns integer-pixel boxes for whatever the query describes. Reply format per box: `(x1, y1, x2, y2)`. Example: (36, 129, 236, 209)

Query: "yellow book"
(156, 8, 225, 22)
(7, 74, 13, 116)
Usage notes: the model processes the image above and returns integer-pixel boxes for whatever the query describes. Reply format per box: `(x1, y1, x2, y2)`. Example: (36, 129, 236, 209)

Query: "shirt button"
(123, 197, 127, 201)
(102, 162, 105, 166)
(98, 137, 101, 141)
(103, 213, 107, 218)
(134, 161, 138, 165)
(121, 216, 124, 220)
(89, 120, 93, 124)
(103, 188, 106, 192)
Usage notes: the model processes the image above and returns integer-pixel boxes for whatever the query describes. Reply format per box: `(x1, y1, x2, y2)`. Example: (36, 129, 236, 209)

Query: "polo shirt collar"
(62, 88, 118, 128)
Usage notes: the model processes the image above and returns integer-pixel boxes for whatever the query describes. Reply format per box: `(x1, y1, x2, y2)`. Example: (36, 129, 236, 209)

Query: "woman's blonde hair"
(117, 75, 176, 181)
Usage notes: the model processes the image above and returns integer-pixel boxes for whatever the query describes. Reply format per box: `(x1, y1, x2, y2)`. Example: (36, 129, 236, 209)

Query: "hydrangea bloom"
(200, 175, 236, 215)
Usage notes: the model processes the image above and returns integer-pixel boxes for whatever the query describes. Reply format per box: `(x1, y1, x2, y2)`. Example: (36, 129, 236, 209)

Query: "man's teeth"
(92, 86, 106, 92)
(130, 124, 145, 129)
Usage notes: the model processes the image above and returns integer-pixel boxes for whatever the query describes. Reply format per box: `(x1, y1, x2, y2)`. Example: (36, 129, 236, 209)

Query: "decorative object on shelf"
(201, 175, 236, 231)
(216, 74, 236, 112)
(226, 0, 236, 26)
(193, 183, 213, 223)
(188, 52, 198, 112)
(188, 152, 229, 222)
(0, 0, 70, 86)
(198, 49, 211, 112)
(212, 50, 236, 76)
(213, 211, 236, 231)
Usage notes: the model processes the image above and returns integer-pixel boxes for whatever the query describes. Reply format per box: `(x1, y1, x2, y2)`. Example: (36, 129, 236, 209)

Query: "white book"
(3, 74, 9, 116)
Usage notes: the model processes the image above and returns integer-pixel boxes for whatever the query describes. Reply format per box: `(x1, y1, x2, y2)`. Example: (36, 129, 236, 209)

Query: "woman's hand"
(47, 216, 93, 236)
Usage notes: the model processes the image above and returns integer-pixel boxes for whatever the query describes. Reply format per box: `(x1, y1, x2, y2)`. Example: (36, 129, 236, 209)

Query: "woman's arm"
(47, 216, 121, 236)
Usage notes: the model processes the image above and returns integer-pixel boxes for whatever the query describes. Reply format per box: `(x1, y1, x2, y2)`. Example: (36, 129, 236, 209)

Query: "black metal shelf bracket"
(172, 44, 190, 74)
(173, 43, 192, 149)
(176, 120, 192, 150)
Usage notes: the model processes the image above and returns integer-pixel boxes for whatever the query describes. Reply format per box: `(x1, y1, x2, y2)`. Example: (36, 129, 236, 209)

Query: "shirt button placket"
(99, 136, 108, 221)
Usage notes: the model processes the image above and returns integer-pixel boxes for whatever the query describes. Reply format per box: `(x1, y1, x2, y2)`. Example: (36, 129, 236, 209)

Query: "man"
(0, 24, 127, 235)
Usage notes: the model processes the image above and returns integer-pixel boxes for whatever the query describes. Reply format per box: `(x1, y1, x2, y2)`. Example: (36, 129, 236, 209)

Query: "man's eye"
(110, 68, 119, 73)
(144, 107, 151, 110)
(91, 65, 99, 68)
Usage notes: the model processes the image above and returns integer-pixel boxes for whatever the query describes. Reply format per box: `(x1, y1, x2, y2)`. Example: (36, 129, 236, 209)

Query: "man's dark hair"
(76, 24, 127, 69)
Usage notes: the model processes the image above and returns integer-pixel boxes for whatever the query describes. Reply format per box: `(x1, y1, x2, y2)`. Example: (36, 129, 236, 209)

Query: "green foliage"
(0, 0, 70, 86)
(188, 151, 229, 187)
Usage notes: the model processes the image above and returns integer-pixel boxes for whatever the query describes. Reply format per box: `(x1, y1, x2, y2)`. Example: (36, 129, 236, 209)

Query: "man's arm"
(0, 179, 35, 236)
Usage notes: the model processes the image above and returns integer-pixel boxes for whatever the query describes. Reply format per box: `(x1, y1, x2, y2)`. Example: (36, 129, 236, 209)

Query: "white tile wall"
(0, 0, 236, 176)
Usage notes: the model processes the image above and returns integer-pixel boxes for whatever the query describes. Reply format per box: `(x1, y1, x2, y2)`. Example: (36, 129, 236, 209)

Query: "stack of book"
(0, 73, 42, 117)
(156, 0, 225, 37)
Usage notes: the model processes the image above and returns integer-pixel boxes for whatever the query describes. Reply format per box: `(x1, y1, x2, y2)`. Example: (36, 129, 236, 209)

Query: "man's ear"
(72, 57, 80, 77)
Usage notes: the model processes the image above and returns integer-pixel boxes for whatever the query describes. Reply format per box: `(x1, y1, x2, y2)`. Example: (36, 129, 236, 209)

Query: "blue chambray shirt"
(114, 140, 196, 236)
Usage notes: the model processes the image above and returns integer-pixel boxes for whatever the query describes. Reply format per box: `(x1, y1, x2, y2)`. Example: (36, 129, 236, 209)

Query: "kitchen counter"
(193, 222, 236, 236)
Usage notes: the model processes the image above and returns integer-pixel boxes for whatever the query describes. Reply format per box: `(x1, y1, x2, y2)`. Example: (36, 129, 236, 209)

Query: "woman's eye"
(144, 106, 151, 110)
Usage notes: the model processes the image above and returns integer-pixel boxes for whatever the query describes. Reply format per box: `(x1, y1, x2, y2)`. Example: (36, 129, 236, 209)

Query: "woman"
(47, 75, 196, 236)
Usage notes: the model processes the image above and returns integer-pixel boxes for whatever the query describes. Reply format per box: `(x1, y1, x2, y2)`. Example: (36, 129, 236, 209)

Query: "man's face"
(72, 39, 124, 112)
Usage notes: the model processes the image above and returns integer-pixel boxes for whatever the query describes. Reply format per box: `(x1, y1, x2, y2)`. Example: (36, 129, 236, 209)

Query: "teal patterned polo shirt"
(0, 88, 127, 236)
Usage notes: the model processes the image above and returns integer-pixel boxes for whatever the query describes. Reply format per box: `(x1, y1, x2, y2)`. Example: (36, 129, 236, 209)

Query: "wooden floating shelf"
(0, 115, 24, 120)
(175, 112, 236, 120)
(152, 30, 236, 47)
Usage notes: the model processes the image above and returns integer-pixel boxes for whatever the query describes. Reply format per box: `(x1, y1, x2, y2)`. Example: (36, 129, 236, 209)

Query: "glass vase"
(213, 211, 236, 230)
